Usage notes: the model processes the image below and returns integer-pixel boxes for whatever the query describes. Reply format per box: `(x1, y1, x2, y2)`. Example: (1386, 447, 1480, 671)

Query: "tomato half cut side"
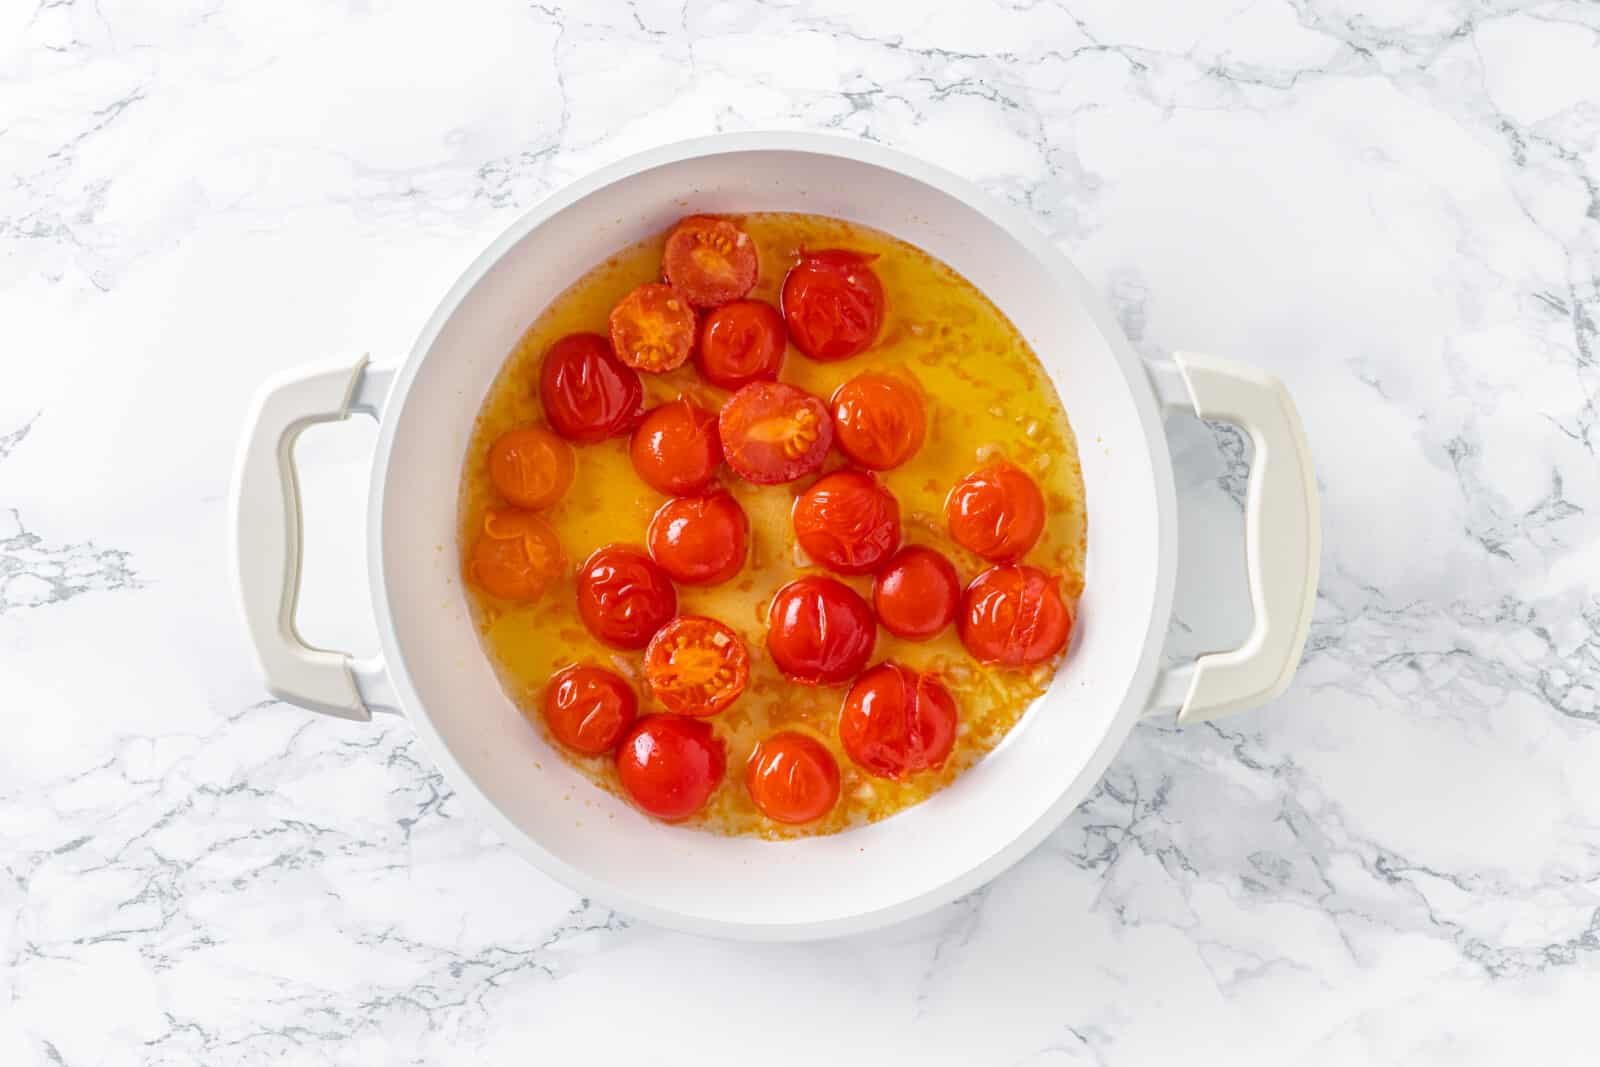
(630, 398, 723, 496)
(873, 545, 961, 640)
(609, 283, 697, 372)
(765, 576, 876, 686)
(486, 426, 575, 510)
(615, 715, 726, 822)
(945, 462, 1047, 562)
(644, 615, 750, 716)
(467, 508, 564, 601)
(718, 381, 834, 485)
(647, 491, 748, 586)
(539, 333, 644, 443)
(958, 564, 1074, 667)
(745, 731, 841, 824)
(575, 544, 678, 649)
(830, 372, 926, 470)
(542, 665, 637, 756)
(839, 662, 958, 780)
(697, 300, 785, 389)
(781, 249, 885, 361)
(791, 470, 901, 576)
(662, 216, 759, 308)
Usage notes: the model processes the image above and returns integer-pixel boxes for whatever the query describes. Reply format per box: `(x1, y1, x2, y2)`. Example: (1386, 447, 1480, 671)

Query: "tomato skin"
(647, 491, 748, 585)
(873, 546, 961, 640)
(575, 545, 678, 650)
(959, 564, 1074, 667)
(615, 715, 726, 821)
(781, 250, 885, 361)
(467, 508, 564, 601)
(542, 665, 637, 755)
(945, 463, 1047, 562)
(697, 300, 785, 389)
(791, 470, 901, 576)
(745, 731, 841, 824)
(765, 576, 877, 686)
(830, 373, 926, 470)
(839, 663, 958, 780)
(630, 399, 723, 496)
(717, 381, 834, 485)
(486, 426, 574, 509)
(644, 615, 750, 716)
(663, 216, 759, 308)
(609, 283, 697, 372)
(539, 333, 645, 443)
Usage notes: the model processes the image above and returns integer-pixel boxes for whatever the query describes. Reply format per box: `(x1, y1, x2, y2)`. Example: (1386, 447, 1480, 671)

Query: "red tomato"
(609, 283, 697, 372)
(697, 300, 785, 389)
(781, 250, 885, 361)
(791, 470, 901, 576)
(630, 398, 723, 496)
(717, 381, 834, 485)
(830, 373, 926, 470)
(542, 665, 637, 755)
(539, 333, 644, 443)
(615, 715, 726, 821)
(873, 546, 960, 640)
(647, 491, 747, 585)
(745, 731, 841, 824)
(662, 216, 759, 308)
(644, 615, 750, 716)
(838, 663, 958, 780)
(945, 463, 1046, 562)
(486, 426, 574, 509)
(575, 545, 677, 649)
(959, 564, 1074, 667)
(766, 576, 876, 686)
(466, 508, 564, 601)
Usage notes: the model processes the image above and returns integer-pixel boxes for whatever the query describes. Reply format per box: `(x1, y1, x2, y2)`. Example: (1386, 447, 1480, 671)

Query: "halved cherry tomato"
(539, 333, 644, 443)
(697, 300, 785, 389)
(644, 615, 750, 716)
(647, 491, 747, 585)
(467, 508, 564, 601)
(486, 426, 574, 509)
(766, 576, 876, 686)
(945, 462, 1046, 562)
(838, 662, 958, 780)
(663, 216, 759, 308)
(830, 373, 926, 470)
(745, 731, 840, 824)
(718, 381, 833, 485)
(781, 250, 884, 361)
(791, 470, 901, 576)
(630, 398, 722, 496)
(542, 665, 637, 756)
(873, 546, 960, 640)
(575, 545, 677, 649)
(615, 715, 726, 821)
(609, 283, 696, 372)
(959, 564, 1074, 667)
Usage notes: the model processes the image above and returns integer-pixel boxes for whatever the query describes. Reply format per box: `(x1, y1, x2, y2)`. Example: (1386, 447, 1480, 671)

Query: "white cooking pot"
(230, 133, 1319, 941)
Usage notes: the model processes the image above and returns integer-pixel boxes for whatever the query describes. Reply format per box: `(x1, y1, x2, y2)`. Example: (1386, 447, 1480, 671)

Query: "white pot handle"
(230, 357, 399, 721)
(1144, 353, 1321, 723)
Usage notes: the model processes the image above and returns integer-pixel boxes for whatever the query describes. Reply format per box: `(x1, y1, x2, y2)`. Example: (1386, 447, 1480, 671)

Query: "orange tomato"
(830, 373, 926, 470)
(609, 283, 697, 372)
(945, 463, 1046, 562)
(466, 508, 564, 601)
(745, 731, 841, 824)
(486, 426, 574, 509)
(630, 398, 723, 496)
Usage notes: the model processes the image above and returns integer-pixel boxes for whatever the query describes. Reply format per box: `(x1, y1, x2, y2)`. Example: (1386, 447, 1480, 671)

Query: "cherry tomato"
(486, 426, 574, 510)
(647, 491, 747, 585)
(575, 545, 677, 649)
(745, 731, 841, 824)
(766, 576, 876, 686)
(717, 381, 833, 485)
(538, 333, 644, 443)
(830, 373, 926, 470)
(662, 216, 759, 308)
(629, 398, 722, 496)
(959, 564, 1074, 667)
(542, 665, 637, 755)
(609, 283, 696, 372)
(644, 615, 750, 717)
(838, 663, 958, 780)
(945, 463, 1046, 562)
(466, 508, 564, 601)
(791, 470, 901, 576)
(697, 300, 785, 389)
(873, 546, 960, 641)
(781, 250, 885, 361)
(615, 715, 726, 822)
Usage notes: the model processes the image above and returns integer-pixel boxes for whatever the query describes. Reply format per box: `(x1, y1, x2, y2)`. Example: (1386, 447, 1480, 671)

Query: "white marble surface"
(3, 0, 1598, 1063)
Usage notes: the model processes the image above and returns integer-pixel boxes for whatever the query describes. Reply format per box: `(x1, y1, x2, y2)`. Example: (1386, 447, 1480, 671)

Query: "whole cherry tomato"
(791, 470, 901, 576)
(717, 381, 833, 485)
(542, 665, 637, 755)
(486, 426, 574, 510)
(697, 300, 785, 389)
(466, 508, 564, 601)
(745, 731, 841, 824)
(615, 715, 726, 821)
(766, 576, 876, 686)
(609, 283, 696, 372)
(838, 662, 958, 780)
(959, 564, 1074, 667)
(630, 398, 723, 496)
(539, 333, 644, 443)
(781, 250, 884, 361)
(575, 545, 677, 649)
(873, 545, 960, 640)
(945, 462, 1046, 562)
(662, 216, 759, 308)
(647, 491, 748, 585)
(830, 373, 926, 470)
(644, 615, 750, 716)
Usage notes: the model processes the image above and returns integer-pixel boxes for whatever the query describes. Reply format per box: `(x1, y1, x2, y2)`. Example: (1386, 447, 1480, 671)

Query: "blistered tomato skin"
(643, 615, 751, 717)
(647, 491, 748, 586)
(781, 250, 886, 361)
(959, 564, 1074, 667)
(663, 216, 760, 308)
(538, 333, 644, 443)
(542, 665, 637, 755)
(615, 715, 726, 821)
(609, 283, 697, 372)
(830, 373, 926, 470)
(873, 546, 961, 640)
(467, 508, 564, 601)
(765, 576, 877, 686)
(575, 545, 678, 650)
(630, 399, 723, 496)
(718, 381, 835, 485)
(697, 300, 786, 389)
(791, 470, 901, 576)
(945, 463, 1047, 562)
(486, 426, 574, 510)
(745, 731, 841, 824)
(839, 663, 958, 780)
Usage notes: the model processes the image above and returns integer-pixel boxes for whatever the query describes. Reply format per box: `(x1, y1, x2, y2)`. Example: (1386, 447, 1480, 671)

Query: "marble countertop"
(4, 1, 1598, 1063)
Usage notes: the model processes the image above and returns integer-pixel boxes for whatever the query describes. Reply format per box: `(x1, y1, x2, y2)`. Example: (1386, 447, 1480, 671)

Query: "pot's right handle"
(1145, 353, 1321, 723)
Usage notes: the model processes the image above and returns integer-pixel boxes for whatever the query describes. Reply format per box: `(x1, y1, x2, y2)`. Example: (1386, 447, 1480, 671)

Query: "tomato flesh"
(745, 731, 841, 824)
(487, 426, 574, 510)
(647, 491, 747, 585)
(718, 381, 834, 485)
(539, 333, 644, 443)
(644, 615, 750, 716)
(791, 470, 901, 576)
(959, 564, 1073, 667)
(781, 250, 885, 361)
(697, 300, 785, 389)
(839, 663, 958, 780)
(609, 283, 697, 372)
(542, 665, 637, 755)
(575, 545, 677, 649)
(945, 463, 1047, 562)
(663, 216, 759, 308)
(873, 546, 960, 640)
(630, 398, 723, 496)
(467, 508, 564, 601)
(830, 373, 926, 470)
(615, 715, 726, 821)
(765, 576, 876, 686)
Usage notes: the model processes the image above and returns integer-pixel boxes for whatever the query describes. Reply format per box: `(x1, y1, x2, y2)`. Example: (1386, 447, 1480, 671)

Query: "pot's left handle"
(230, 357, 399, 721)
